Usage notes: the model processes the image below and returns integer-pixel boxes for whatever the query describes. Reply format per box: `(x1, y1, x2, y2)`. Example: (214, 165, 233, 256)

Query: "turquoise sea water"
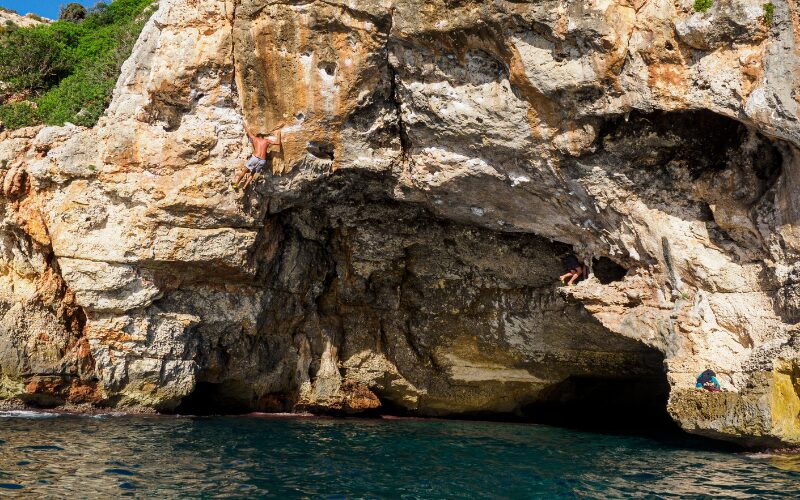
(1, 411, 799, 498)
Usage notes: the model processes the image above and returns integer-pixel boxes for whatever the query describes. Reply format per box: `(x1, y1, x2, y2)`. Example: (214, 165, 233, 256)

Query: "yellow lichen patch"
(770, 360, 800, 441)
(0, 374, 25, 400)
(118, 380, 187, 410)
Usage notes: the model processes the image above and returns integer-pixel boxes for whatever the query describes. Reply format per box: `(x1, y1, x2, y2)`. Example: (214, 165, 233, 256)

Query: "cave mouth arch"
(169, 198, 682, 432)
(174, 381, 254, 416)
(520, 366, 677, 435)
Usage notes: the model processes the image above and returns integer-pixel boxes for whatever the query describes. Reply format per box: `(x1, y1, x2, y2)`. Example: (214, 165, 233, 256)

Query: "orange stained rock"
(89, 327, 134, 346)
(740, 51, 765, 99)
(648, 63, 689, 103)
(67, 381, 103, 404)
(35, 268, 65, 306)
(17, 198, 51, 248)
(238, 3, 388, 172)
(599, 3, 637, 76)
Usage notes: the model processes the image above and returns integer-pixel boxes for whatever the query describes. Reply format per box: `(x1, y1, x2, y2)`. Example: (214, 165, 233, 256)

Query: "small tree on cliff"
(0, 28, 72, 93)
(59, 3, 88, 22)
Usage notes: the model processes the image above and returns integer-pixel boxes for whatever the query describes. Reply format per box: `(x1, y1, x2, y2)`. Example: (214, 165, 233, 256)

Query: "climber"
(559, 254, 588, 286)
(232, 121, 285, 191)
(696, 369, 722, 392)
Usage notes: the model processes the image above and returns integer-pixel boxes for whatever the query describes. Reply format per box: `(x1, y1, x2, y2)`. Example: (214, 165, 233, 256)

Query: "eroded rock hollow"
(2, 0, 800, 448)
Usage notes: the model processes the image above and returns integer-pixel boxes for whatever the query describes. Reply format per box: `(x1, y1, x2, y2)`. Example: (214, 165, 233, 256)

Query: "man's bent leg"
(241, 172, 256, 190)
(233, 166, 249, 189)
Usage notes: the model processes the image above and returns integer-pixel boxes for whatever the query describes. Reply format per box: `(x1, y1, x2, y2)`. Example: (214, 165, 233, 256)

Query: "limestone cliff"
(1, 0, 799, 448)
(0, 10, 47, 28)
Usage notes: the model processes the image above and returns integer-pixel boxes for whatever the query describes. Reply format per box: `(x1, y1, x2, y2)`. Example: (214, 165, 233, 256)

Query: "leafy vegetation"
(693, 0, 713, 13)
(0, 0, 156, 129)
(0, 102, 37, 130)
(0, 28, 73, 93)
(763, 2, 775, 27)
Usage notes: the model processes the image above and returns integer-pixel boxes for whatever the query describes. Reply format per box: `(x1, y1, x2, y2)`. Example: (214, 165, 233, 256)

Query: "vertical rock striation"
(1, 0, 799, 447)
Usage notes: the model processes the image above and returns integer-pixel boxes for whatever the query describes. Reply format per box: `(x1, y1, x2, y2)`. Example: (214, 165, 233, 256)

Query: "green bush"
(87, 3, 112, 25)
(0, 102, 37, 129)
(763, 2, 775, 26)
(0, 0, 155, 130)
(0, 28, 73, 93)
(694, 0, 713, 12)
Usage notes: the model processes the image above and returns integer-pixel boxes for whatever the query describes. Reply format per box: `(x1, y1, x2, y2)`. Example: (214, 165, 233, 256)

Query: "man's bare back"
(232, 121, 285, 191)
(246, 122, 283, 159)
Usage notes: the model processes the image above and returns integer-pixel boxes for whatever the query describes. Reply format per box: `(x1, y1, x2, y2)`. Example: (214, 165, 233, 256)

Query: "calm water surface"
(1, 411, 799, 498)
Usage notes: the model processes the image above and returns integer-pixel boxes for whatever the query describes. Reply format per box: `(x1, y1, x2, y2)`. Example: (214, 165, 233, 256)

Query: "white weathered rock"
(0, 10, 47, 28)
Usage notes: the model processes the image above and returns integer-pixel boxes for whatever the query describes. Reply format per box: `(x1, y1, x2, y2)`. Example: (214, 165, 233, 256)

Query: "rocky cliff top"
(0, 9, 47, 27)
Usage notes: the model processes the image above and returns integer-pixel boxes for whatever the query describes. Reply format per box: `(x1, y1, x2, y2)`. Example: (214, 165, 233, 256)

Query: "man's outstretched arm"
(243, 121, 257, 142)
(265, 122, 285, 145)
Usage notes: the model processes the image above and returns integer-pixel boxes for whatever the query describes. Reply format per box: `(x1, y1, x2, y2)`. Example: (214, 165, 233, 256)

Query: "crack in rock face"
(1, 0, 800, 448)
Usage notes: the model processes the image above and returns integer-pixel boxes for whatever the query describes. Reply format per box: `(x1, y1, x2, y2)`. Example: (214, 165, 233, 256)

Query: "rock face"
(1, 0, 799, 447)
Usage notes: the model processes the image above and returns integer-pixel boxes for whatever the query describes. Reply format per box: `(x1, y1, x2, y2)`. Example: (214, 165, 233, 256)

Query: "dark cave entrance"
(592, 256, 628, 284)
(174, 381, 253, 416)
(522, 371, 677, 434)
(593, 109, 783, 182)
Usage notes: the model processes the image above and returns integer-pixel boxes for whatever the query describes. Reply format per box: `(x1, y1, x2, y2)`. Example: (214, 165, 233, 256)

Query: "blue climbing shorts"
(246, 155, 268, 173)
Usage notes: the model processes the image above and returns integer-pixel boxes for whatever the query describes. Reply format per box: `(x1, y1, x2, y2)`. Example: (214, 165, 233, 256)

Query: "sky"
(1, 1, 95, 19)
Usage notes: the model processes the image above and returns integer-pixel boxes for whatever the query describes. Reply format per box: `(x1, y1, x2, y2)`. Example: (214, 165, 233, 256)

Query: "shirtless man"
(559, 254, 588, 286)
(232, 121, 284, 191)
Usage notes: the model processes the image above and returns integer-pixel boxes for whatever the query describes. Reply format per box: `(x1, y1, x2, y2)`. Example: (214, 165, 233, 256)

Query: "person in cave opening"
(559, 255, 588, 286)
(696, 369, 722, 392)
(232, 121, 284, 191)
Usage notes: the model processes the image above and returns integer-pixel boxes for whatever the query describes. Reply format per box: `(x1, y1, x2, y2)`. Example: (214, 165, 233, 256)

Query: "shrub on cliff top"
(0, 0, 155, 130)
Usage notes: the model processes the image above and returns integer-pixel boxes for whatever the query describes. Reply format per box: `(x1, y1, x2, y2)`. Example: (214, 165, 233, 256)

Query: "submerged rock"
(0, 0, 799, 447)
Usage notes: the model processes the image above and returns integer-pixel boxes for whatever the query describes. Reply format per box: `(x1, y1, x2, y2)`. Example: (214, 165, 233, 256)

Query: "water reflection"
(749, 451, 800, 474)
(0, 412, 798, 497)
